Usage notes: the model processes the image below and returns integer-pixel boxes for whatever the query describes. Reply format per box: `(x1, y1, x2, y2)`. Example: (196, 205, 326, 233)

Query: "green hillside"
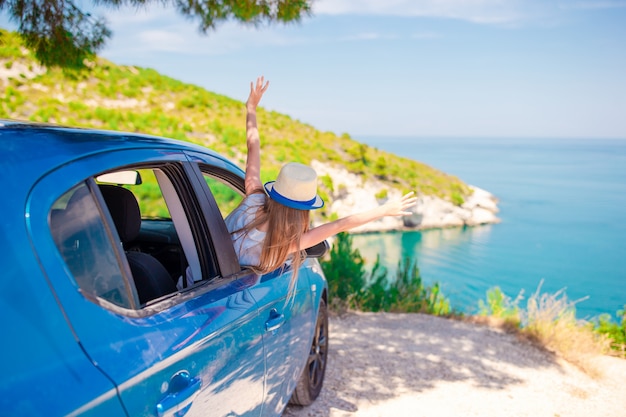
(0, 28, 470, 219)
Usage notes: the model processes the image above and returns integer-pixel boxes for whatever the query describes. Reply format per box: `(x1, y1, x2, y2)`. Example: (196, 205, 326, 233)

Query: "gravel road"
(283, 312, 626, 417)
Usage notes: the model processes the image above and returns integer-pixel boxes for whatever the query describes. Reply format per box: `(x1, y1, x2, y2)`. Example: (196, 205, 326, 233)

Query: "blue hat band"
(264, 182, 324, 211)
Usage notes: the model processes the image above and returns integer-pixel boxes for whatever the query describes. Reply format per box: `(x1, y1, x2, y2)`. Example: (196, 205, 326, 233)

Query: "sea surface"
(351, 136, 626, 320)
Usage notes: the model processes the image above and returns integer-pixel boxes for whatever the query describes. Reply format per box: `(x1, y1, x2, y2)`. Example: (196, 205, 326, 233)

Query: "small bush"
(451, 191, 464, 206)
(478, 286, 522, 328)
(360, 257, 451, 315)
(319, 174, 334, 194)
(374, 156, 387, 179)
(593, 307, 626, 358)
(375, 188, 388, 201)
(320, 232, 366, 311)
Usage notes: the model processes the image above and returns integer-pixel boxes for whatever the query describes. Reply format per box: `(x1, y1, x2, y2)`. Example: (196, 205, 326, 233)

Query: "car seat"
(98, 184, 177, 305)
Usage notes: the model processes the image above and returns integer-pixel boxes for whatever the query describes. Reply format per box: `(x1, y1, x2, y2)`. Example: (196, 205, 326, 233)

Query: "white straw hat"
(264, 163, 324, 210)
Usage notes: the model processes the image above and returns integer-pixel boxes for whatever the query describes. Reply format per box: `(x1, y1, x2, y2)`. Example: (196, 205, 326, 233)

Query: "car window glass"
(49, 183, 134, 309)
(203, 175, 244, 218)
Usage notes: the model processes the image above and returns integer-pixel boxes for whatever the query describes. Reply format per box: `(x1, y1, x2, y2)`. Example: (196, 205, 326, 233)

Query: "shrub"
(390, 258, 450, 315)
(356, 258, 390, 312)
(478, 286, 522, 328)
(320, 232, 366, 311)
(319, 174, 334, 194)
(374, 156, 387, 179)
(375, 188, 388, 201)
(593, 307, 626, 357)
(358, 257, 451, 315)
(320, 232, 451, 316)
(451, 191, 464, 206)
(450, 183, 467, 206)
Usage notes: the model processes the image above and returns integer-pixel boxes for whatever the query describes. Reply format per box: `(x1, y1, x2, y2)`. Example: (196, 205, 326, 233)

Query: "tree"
(0, 0, 313, 69)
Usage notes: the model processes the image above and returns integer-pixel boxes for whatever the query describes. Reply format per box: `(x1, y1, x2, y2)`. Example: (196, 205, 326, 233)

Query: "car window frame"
(151, 162, 219, 283)
(183, 158, 243, 278)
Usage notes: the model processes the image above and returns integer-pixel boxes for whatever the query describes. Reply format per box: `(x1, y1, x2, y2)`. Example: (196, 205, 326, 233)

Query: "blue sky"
(3, 1, 626, 139)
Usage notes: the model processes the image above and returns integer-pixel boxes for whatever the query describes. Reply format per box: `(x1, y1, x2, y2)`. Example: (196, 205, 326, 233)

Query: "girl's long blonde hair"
(238, 191, 311, 297)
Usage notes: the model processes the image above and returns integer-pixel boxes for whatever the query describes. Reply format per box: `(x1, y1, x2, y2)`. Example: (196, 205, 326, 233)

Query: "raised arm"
(298, 192, 418, 250)
(244, 76, 270, 196)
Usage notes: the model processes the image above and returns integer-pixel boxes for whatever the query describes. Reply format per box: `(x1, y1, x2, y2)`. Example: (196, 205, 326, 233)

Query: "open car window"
(203, 175, 244, 218)
(197, 163, 245, 219)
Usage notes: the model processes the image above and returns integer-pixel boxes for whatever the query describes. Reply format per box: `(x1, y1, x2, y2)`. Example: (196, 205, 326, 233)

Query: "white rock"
(466, 207, 500, 226)
(0, 58, 46, 84)
(463, 185, 499, 212)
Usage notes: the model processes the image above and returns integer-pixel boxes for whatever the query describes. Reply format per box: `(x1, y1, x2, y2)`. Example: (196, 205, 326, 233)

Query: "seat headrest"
(98, 185, 141, 243)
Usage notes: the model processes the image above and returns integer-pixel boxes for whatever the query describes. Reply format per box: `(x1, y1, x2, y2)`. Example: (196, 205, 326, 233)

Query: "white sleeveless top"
(224, 193, 267, 268)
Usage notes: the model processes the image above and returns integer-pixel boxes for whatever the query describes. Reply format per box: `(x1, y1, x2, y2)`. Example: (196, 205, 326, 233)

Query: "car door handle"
(156, 371, 202, 417)
(265, 308, 285, 332)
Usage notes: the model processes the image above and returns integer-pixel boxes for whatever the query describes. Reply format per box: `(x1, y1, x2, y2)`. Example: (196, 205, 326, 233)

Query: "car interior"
(98, 184, 177, 305)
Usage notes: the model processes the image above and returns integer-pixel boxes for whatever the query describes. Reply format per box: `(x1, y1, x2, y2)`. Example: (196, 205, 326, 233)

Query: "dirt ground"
(283, 312, 626, 417)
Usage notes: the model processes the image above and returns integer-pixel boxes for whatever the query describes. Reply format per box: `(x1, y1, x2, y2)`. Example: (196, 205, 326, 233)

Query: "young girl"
(225, 76, 417, 283)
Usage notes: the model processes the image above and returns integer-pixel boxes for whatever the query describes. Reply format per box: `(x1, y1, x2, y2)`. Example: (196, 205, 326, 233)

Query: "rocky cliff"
(311, 160, 500, 233)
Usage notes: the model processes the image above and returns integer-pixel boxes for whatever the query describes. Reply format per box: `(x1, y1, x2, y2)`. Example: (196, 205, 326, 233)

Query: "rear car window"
(49, 182, 134, 309)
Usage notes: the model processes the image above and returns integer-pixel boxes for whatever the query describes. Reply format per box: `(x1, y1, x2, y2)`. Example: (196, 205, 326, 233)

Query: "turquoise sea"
(352, 137, 626, 320)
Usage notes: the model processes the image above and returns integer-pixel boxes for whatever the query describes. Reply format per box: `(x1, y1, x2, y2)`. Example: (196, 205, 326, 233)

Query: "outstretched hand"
(246, 76, 270, 111)
(382, 192, 417, 216)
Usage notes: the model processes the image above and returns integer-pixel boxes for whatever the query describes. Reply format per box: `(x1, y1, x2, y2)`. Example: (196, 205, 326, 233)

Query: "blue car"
(0, 120, 329, 417)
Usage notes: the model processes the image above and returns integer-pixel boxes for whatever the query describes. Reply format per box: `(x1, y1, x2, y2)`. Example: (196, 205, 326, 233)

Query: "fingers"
(399, 192, 417, 213)
(249, 77, 270, 103)
(253, 76, 269, 92)
(247, 76, 269, 109)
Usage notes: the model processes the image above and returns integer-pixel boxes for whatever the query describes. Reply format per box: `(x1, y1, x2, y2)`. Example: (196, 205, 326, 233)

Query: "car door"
(28, 147, 267, 417)
(197, 165, 316, 416)
(249, 266, 316, 417)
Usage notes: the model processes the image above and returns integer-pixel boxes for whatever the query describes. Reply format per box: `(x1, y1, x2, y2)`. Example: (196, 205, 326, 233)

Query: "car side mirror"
(305, 240, 329, 258)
